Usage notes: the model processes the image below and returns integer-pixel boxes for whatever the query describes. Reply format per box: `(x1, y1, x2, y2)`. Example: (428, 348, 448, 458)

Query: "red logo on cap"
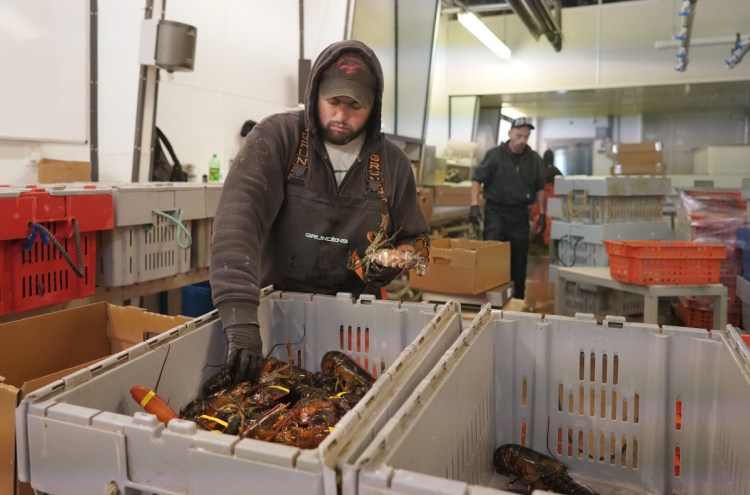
(337, 55, 366, 76)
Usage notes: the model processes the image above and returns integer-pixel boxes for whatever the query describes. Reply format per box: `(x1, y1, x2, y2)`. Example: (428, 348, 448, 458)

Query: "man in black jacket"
(469, 117, 546, 300)
(204, 40, 429, 394)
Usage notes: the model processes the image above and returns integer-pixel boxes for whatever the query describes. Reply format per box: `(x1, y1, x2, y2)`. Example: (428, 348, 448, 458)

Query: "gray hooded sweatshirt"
(209, 39, 429, 330)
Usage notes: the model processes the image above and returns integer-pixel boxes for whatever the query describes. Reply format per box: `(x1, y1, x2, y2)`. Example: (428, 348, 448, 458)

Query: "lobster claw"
(349, 251, 366, 282)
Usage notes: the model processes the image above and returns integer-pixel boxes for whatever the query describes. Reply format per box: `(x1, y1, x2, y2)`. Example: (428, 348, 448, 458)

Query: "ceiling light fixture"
(501, 106, 525, 120)
(458, 11, 512, 60)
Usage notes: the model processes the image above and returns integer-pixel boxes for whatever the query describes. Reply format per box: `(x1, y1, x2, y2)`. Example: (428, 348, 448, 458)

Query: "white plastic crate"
(561, 194, 666, 224)
(553, 175, 672, 197)
(16, 290, 463, 495)
(98, 183, 203, 286)
(355, 308, 750, 495)
(554, 176, 670, 225)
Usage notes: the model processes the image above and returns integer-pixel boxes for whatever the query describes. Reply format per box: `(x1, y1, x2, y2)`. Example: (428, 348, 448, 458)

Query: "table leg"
(643, 295, 659, 325)
(714, 292, 728, 329)
(555, 274, 564, 316)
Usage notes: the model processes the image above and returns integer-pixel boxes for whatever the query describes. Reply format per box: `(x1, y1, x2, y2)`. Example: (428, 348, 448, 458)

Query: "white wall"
(0, 0, 349, 185)
(156, 0, 349, 180)
(2, 0, 749, 184)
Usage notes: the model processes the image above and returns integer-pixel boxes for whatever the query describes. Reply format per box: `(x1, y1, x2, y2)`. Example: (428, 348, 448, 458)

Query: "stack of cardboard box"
(610, 142, 666, 176)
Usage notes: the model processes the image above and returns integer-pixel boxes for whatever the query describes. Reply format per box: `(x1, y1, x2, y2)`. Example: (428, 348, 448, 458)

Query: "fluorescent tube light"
(458, 12, 511, 60)
(501, 107, 525, 120)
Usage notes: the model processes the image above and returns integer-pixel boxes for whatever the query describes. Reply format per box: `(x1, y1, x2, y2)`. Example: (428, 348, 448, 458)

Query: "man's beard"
(321, 122, 364, 145)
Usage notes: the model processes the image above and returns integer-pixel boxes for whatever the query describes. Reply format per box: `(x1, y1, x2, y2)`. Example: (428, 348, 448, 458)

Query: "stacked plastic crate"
(16, 291, 463, 495)
(97, 182, 205, 286)
(0, 184, 113, 316)
(550, 175, 673, 319)
(674, 188, 747, 328)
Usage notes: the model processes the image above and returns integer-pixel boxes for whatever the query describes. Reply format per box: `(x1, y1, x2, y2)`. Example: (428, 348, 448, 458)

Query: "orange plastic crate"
(604, 240, 726, 285)
(673, 297, 741, 330)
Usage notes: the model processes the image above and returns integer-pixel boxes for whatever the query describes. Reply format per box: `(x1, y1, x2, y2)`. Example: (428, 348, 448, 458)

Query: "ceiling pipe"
(673, 0, 697, 72)
(507, 0, 563, 51)
(655, 34, 750, 50)
(726, 37, 750, 69)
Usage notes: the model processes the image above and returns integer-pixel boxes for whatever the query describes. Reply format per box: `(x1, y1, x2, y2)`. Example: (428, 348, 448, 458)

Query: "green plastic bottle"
(208, 154, 221, 183)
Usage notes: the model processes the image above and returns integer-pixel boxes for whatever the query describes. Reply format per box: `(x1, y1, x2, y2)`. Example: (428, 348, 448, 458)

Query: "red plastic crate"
(604, 240, 726, 285)
(0, 187, 113, 315)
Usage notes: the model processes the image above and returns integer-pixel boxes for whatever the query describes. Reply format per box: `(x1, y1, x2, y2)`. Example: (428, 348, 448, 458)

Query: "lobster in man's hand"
(348, 213, 429, 284)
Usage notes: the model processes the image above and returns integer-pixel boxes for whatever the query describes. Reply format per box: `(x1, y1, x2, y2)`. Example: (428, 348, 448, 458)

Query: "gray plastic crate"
(191, 184, 222, 268)
(16, 290, 463, 495)
(551, 220, 672, 267)
(354, 308, 750, 495)
(562, 280, 644, 317)
(190, 217, 212, 268)
(98, 183, 203, 286)
(97, 216, 192, 286)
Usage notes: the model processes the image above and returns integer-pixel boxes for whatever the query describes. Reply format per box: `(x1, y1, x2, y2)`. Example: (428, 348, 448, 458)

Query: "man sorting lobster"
(205, 40, 430, 395)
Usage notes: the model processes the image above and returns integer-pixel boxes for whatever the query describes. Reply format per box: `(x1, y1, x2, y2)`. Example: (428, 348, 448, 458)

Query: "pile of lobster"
(131, 349, 374, 449)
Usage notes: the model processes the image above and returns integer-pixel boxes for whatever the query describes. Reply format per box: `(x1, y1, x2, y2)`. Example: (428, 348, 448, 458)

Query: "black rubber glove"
(469, 205, 483, 225)
(368, 264, 402, 288)
(535, 213, 547, 236)
(202, 323, 263, 395)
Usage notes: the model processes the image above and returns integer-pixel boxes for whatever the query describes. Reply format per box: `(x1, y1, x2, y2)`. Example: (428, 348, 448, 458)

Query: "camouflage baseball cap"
(319, 52, 376, 108)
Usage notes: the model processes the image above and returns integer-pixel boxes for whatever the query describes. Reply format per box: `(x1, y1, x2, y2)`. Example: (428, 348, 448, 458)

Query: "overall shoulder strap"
(287, 120, 309, 185)
(365, 140, 387, 204)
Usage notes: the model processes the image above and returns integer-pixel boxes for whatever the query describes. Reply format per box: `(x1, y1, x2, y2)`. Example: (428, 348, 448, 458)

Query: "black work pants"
(483, 203, 530, 299)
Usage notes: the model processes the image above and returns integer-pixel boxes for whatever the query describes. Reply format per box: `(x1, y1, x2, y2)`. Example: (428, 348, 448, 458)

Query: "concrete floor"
(522, 242, 556, 315)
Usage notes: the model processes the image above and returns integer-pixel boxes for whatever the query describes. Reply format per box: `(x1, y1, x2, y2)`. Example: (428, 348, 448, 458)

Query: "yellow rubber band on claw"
(199, 414, 229, 428)
(140, 390, 155, 408)
(270, 385, 290, 393)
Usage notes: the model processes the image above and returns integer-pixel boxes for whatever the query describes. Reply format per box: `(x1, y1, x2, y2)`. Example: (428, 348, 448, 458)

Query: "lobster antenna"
(265, 323, 307, 359)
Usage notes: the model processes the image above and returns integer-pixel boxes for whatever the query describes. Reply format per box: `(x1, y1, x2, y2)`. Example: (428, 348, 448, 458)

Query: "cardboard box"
(409, 238, 510, 295)
(612, 142, 663, 167)
(0, 302, 191, 495)
(693, 145, 750, 175)
(430, 184, 477, 207)
(416, 187, 434, 220)
(37, 158, 91, 183)
(610, 162, 667, 176)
